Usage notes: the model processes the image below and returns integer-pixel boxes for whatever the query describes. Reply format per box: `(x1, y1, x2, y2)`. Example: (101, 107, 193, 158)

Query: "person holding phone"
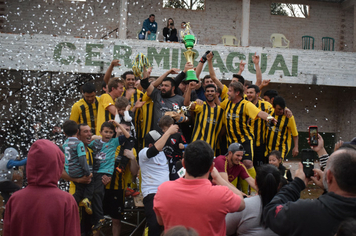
(163, 18, 178, 42)
(263, 145, 356, 236)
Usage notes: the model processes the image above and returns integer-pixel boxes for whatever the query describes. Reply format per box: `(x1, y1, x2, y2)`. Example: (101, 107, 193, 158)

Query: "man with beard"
(141, 63, 193, 133)
(264, 144, 356, 236)
(184, 82, 224, 155)
(70, 82, 99, 134)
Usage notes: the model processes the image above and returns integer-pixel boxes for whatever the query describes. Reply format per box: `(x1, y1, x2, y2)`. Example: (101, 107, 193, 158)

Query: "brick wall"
(2, 0, 121, 38)
(2, 0, 352, 51)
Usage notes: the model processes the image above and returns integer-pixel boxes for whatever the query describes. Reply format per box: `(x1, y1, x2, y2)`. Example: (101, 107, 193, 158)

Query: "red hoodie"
(3, 139, 80, 236)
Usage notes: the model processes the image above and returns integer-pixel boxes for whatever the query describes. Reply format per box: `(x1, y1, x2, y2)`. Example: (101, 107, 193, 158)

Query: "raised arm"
(237, 60, 246, 75)
(184, 82, 196, 106)
(104, 60, 121, 84)
(252, 53, 262, 87)
(124, 149, 139, 177)
(152, 68, 180, 88)
(207, 52, 224, 91)
(195, 51, 210, 89)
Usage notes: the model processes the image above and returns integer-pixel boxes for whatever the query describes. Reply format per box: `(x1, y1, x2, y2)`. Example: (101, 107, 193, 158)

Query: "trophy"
(181, 23, 198, 82)
(132, 53, 151, 78)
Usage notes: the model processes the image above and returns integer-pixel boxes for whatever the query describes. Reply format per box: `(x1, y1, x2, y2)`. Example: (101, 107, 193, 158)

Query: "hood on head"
(27, 139, 64, 187)
(3, 148, 18, 160)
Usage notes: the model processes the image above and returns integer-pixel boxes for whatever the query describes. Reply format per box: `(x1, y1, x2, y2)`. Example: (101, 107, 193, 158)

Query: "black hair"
(100, 121, 115, 132)
(163, 77, 176, 87)
(257, 164, 281, 226)
(232, 74, 245, 85)
(63, 120, 78, 136)
(273, 96, 286, 109)
(102, 80, 107, 88)
(149, 14, 155, 17)
(78, 123, 89, 135)
(329, 148, 356, 194)
(184, 140, 214, 178)
(204, 84, 216, 92)
(263, 89, 278, 99)
(121, 71, 134, 80)
(202, 75, 211, 83)
(268, 150, 282, 160)
(82, 82, 96, 94)
(247, 84, 260, 93)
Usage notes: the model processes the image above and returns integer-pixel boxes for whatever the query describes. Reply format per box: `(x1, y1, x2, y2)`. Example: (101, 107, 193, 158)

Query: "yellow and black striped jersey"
(70, 97, 99, 134)
(265, 113, 298, 159)
(96, 94, 115, 135)
(191, 102, 225, 152)
(105, 147, 137, 190)
(220, 99, 261, 145)
(139, 93, 154, 142)
(250, 100, 273, 147)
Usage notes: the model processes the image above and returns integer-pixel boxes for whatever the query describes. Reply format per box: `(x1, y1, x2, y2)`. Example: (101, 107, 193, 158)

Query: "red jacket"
(3, 139, 80, 236)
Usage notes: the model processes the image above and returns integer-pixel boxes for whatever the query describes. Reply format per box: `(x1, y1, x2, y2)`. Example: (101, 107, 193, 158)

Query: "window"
(163, 0, 205, 10)
(271, 3, 309, 18)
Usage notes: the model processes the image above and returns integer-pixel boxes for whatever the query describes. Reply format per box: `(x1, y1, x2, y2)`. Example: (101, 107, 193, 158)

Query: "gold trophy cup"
(181, 23, 198, 82)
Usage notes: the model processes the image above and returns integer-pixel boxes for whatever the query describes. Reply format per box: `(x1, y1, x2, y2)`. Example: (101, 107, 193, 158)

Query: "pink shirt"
(154, 178, 242, 236)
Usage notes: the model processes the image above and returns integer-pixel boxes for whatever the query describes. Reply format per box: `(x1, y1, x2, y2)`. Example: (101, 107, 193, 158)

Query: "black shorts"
(241, 140, 254, 161)
(103, 189, 124, 220)
(253, 145, 266, 167)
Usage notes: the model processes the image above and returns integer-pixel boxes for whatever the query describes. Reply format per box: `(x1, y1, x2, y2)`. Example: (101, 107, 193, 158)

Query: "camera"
(170, 23, 174, 26)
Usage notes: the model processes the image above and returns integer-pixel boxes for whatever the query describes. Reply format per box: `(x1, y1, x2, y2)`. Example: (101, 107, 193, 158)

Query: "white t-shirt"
(139, 147, 169, 198)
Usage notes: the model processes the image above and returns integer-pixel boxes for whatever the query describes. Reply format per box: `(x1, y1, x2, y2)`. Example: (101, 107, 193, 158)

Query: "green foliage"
(271, 3, 288, 16)
(163, 0, 205, 10)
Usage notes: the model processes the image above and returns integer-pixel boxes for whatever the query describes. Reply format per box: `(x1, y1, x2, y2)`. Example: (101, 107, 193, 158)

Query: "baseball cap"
(226, 143, 245, 155)
(145, 130, 161, 145)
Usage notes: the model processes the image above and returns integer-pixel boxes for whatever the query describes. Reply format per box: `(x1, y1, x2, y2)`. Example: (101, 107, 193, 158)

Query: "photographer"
(163, 18, 178, 42)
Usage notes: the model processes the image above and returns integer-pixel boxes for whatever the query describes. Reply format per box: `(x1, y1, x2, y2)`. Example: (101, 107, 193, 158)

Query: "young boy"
(88, 120, 130, 233)
(103, 122, 140, 236)
(158, 115, 186, 180)
(62, 120, 93, 214)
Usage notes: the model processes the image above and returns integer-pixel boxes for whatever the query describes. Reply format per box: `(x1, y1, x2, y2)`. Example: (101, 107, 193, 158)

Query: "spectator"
(3, 140, 80, 236)
(153, 140, 245, 236)
(263, 146, 356, 235)
(179, 22, 195, 43)
(139, 14, 157, 40)
(163, 18, 178, 42)
(0, 148, 27, 205)
(214, 143, 258, 192)
(226, 164, 280, 236)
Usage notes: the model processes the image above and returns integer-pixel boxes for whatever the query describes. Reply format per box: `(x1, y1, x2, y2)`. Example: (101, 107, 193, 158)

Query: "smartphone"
(309, 125, 318, 146)
(301, 149, 315, 178)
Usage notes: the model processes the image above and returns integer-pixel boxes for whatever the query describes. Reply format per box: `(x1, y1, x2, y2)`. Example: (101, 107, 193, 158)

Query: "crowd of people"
(1, 47, 356, 236)
(138, 14, 194, 42)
